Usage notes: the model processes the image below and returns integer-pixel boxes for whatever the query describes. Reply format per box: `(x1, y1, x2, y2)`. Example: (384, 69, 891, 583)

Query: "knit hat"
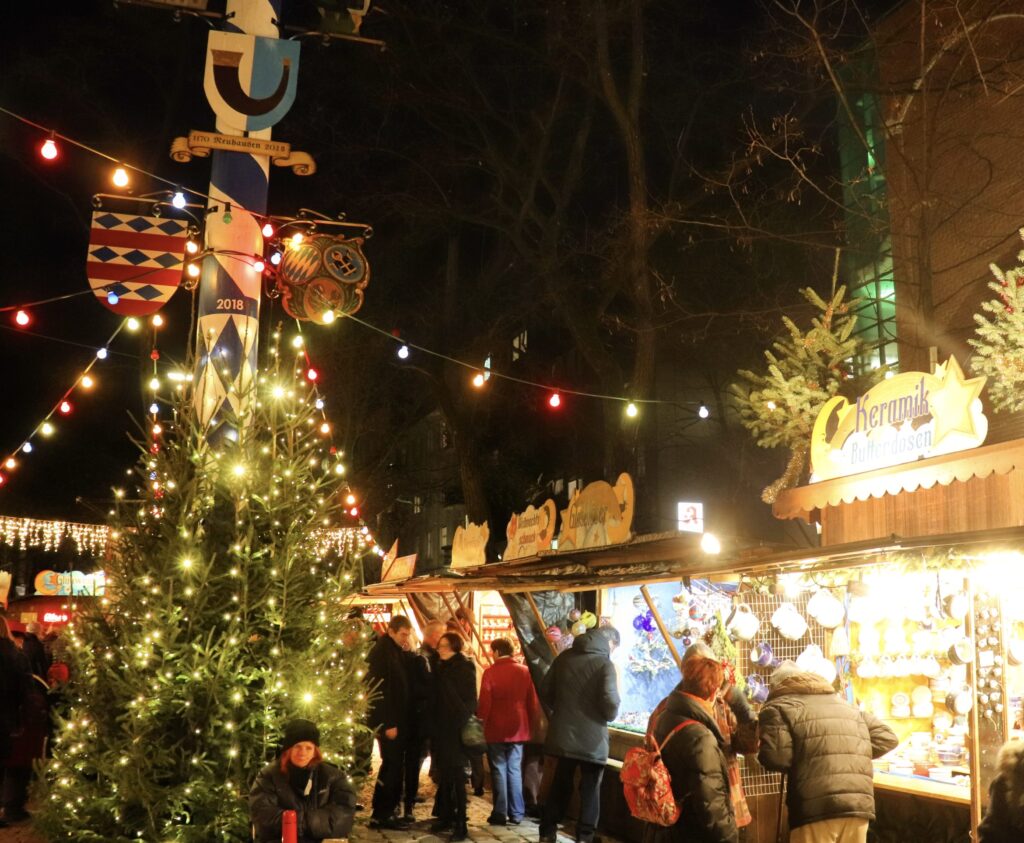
(282, 719, 320, 750)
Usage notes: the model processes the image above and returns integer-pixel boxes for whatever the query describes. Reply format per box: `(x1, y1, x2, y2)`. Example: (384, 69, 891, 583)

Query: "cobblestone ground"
(0, 756, 605, 843)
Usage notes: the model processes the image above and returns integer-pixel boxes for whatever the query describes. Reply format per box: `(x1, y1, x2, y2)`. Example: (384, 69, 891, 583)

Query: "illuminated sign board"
(810, 357, 987, 481)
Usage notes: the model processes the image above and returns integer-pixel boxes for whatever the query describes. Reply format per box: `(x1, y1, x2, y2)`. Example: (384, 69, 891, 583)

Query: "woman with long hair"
(249, 719, 356, 843)
(430, 632, 477, 842)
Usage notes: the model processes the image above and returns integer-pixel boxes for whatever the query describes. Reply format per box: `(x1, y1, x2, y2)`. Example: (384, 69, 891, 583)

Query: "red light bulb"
(40, 136, 59, 161)
(14, 310, 30, 327)
(306, 368, 318, 382)
(59, 401, 72, 415)
(349, 506, 359, 517)
(548, 392, 562, 409)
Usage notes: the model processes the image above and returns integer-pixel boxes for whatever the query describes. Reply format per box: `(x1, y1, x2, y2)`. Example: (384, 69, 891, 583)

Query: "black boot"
(450, 821, 468, 842)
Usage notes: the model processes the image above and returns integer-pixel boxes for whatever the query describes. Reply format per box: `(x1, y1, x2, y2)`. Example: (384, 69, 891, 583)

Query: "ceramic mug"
(946, 686, 973, 716)
(728, 604, 761, 641)
(750, 641, 778, 668)
(747, 674, 769, 704)
(948, 639, 974, 666)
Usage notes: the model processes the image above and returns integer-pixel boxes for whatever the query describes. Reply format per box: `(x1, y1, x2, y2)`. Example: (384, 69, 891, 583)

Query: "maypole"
(193, 0, 298, 436)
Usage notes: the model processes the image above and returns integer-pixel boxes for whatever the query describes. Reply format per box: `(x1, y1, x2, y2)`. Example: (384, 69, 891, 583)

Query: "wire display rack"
(735, 590, 830, 797)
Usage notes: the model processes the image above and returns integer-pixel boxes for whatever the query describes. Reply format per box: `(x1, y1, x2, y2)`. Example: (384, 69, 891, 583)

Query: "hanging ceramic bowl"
(1008, 640, 1024, 666)
(727, 604, 761, 641)
(947, 639, 974, 666)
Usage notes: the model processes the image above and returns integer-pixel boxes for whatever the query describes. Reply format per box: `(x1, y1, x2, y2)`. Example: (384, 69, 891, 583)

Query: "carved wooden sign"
(504, 499, 558, 561)
(452, 522, 489, 569)
(557, 473, 634, 551)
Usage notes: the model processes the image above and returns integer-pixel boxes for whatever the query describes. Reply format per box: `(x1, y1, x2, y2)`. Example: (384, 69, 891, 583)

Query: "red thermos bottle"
(282, 809, 297, 843)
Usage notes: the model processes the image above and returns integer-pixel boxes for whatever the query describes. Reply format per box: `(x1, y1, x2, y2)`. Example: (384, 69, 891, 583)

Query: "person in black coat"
(978, 740, 1024, 842)
(429, 632, 477, 842)
(365, 614, 413, 828)
(644, 655, 738, 843)
(20, 623, 49, 680)
(539, 626, 621, 843)
(0, 617, 29, 828)
(249, 719, 356, 843)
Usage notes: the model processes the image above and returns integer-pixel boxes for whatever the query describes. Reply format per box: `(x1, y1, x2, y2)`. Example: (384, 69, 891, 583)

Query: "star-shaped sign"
(929, 357, 987, 446)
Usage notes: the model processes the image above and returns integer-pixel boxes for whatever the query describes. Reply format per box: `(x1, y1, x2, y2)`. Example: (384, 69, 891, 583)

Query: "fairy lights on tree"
(32, 333, 375, 843)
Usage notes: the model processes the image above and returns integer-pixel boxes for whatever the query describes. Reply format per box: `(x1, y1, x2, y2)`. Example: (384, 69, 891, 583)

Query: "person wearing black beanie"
(249, 719, 357, 843)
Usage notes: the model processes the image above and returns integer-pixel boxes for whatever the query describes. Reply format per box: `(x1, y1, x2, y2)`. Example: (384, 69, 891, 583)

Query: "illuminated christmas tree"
(33, 331, 373, 842)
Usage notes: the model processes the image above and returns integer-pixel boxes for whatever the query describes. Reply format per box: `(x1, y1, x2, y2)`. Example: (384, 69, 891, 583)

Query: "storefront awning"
(774, 438, 1024, 521)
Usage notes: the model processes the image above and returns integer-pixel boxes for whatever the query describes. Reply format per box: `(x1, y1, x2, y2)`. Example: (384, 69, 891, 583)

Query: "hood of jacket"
(767, 670, 836, 700)
(570, 629, 610, 657)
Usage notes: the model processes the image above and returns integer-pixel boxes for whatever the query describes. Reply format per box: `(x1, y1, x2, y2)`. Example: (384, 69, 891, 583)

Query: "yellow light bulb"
(40, 422, 55, 437)
(291, 232, 304, 247)
(112, 167, 129, 188)
(149, 377, 160, 391)
(152, 314, 164, 328)
(126, 318, 141, 332)
(625, 402, 638, 418)
(81, 375, 95, 389)
(322, 309, 336, 324)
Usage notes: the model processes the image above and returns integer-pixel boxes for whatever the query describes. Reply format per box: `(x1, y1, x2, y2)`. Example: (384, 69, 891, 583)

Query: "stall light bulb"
(151, 314, 164, 328)
(172, 191, 186, 209)
(152, 424, 162, 436)
(314, 399, 324, 410)
(4, 458, 15, 470)
(334, 464, 346, 476)
(698, 404, 710, 419)
(306, 368, 318, 382)
(349, 506, 359, 517)
(222, 204, 233, 224)
(106, 291, 120, 306)
(40, 422, 55, 437)
(185, 240, 199, 255)
(472, 373, 485, 388)
(548, 392, 562, 409)
(625, 402, 638, 418)
(262, 222, 274, 238)
(700, 532, 721, 555)
(96, 348, 108, 360)
(40, 135, 59, 161)
(126, 318, 141, 332)
(80, 375, 95, 389)
(322, 309, 335, 324)
(14, 310, 30, 327)
(112, 167, 129, 188)
(270, 251, 282, 266)
(291, 233, 304, 247)
(186, 263, 200, 278)
(149, 377, 160, 391)
(397, 344, 409, 360)
(319, 422, 330, 434)
(22, 442, 33, 454)
(59, 401, 72, 415)
(253, 259, 265, 273)
(345, 493, 357, 506)
(149, 403, 159, 415)
(291, 335, 304, 349)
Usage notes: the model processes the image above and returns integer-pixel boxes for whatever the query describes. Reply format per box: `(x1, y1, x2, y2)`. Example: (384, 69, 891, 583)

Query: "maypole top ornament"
(276, 233, 370, 323)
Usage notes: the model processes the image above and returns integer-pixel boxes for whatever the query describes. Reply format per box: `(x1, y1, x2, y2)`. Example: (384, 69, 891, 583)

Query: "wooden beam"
(641, 584, 682, 670)
(525, 592, 559, 657)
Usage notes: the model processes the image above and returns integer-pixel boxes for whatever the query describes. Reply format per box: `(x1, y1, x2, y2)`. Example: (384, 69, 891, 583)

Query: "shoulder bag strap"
(775, 773, 787, 843)
(656, 718, 697, 753)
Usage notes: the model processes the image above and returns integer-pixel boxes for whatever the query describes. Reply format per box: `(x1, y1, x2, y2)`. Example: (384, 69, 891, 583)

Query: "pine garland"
(731, 285, 880, 502)
(969, 228, 1024, 411)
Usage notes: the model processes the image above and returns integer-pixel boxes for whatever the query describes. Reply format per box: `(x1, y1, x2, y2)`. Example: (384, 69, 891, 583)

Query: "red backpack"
(620, 710, 695, 827)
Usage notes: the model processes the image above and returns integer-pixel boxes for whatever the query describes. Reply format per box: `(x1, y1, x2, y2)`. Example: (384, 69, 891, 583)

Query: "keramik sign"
(810, 357, 987, 481)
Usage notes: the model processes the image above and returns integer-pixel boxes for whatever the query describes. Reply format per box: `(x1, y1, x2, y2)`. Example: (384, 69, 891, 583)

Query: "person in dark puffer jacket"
(978, 740, 1024, 842)
(643, 655, 738, 843)
(539, 626, 621, 843)
(758, 661, 897, 843)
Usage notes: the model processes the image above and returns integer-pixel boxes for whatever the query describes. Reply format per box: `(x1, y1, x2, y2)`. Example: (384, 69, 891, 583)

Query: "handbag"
(460, 715, 486, 753)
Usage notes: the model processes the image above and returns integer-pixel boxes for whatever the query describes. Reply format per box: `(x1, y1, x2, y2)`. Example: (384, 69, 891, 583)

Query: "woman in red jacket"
(477, 638, 539, 826)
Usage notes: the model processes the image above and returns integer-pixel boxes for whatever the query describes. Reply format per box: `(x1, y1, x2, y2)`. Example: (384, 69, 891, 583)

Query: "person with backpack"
(640, 654, 738, 843)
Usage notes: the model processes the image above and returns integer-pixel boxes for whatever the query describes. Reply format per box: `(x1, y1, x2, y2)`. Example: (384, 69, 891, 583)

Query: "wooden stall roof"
(361, 525, 1024, 598)
(774, 438, 1024, 522)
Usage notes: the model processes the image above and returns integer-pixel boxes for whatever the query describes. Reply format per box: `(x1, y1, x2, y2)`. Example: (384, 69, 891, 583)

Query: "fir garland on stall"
(32, 346, 373, 842)
(731, 283, 881, 502)
(970, 229, 1024, 411)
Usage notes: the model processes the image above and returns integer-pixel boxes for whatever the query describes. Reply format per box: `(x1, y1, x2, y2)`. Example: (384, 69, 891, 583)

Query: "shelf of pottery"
(844, 568, 978, 797)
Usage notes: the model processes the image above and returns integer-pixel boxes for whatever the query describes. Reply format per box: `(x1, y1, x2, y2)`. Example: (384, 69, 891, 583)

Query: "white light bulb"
(172, 192, 186, 209)
(96, 348, 108, 360)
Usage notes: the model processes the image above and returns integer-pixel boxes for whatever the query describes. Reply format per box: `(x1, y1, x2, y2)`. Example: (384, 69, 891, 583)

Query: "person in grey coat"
(757, 661, 897, 843)
(538, 626, 620, 843)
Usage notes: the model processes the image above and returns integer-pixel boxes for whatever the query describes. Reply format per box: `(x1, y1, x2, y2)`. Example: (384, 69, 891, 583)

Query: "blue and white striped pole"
(194, 0, 295, 436)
